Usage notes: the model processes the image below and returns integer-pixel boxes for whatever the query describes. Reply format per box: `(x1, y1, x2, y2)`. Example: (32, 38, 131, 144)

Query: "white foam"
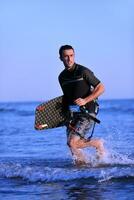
(0, 150, 134, 183)
(74, 146, 134, 168)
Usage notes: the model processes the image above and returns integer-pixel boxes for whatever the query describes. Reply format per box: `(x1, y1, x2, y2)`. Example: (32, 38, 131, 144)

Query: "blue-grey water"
(0, 99, 134, 200)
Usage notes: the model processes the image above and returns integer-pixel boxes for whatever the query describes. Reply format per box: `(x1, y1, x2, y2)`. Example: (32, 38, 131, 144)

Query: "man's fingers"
(74, 98, 85, 106)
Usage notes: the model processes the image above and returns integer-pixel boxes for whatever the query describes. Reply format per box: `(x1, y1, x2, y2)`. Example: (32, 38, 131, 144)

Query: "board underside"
(35, 96, 68, 130)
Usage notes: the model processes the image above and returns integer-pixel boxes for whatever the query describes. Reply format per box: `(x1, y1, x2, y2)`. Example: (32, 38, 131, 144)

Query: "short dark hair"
(59, 45, 74, 58)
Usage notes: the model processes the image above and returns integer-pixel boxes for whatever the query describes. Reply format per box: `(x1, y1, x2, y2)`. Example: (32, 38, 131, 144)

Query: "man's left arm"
(74, 83, 105, 106)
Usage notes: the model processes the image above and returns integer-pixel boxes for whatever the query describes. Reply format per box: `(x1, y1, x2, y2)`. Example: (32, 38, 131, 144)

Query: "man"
(58, 45, 106, 164)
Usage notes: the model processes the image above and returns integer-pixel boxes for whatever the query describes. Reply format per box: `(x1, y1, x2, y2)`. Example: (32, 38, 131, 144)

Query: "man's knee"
(67, 138, 77, 148)
(67, 137, 82, 149)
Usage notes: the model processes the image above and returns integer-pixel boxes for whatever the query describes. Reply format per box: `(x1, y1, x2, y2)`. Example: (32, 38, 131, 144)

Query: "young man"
(58, 45, 106, 164)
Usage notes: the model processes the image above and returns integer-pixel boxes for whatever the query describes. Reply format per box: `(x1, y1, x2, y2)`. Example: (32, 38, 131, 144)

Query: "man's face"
(60, 49, 75, 70)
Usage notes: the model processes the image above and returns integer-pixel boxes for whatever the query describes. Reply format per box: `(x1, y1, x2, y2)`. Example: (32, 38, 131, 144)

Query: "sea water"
(0, 99, 134, 200)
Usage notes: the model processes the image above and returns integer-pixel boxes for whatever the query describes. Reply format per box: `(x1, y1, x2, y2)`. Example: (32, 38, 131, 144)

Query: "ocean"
(0, 99, 134, 200)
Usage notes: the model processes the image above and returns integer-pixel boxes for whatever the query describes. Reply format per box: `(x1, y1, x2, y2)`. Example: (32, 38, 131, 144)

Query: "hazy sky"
(0, 0, 134, 102)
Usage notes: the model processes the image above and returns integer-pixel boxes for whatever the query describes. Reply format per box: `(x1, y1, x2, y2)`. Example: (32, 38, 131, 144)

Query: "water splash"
(75, 145, 134, 168)
(0, 153, 134, 183)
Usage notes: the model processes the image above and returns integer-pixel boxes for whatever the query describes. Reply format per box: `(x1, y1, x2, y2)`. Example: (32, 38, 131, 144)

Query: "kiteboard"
(34, 96, 68, 130)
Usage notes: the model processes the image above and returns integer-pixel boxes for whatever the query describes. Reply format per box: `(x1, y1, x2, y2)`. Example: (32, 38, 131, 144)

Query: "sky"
(0, 0, 134, 102)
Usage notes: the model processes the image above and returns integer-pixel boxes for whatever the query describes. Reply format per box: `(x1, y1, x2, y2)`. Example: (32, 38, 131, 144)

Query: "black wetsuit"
(58, 63, 100, 113)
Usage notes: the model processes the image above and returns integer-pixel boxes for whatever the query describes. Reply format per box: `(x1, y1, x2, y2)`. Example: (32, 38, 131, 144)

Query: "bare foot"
(74, 159, 87, 166)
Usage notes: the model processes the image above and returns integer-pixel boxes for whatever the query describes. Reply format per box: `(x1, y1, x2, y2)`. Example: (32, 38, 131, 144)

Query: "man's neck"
(66, 63, 76, 72)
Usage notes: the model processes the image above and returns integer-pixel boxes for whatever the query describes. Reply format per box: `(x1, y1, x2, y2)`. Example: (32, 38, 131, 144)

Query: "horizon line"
(0, 97, 134, 104)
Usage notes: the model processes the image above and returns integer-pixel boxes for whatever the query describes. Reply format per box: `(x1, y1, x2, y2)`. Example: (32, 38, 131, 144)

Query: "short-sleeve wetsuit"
(58, 63, 101, 138)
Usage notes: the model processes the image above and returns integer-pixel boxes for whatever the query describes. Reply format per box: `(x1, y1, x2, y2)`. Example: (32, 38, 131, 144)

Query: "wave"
(0, 154, 134, 183)
(16, 110, 34, 116)
(101, 107, 134, 115)
(100, 99, 134, 114)
(0, 108, 34, 116)
(0, 163, 134, 183)
(0, 108, 17, 113)
(0, 102, 36, 116)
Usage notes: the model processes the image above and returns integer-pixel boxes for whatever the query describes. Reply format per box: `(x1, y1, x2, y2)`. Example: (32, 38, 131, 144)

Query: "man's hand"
(74, 98, 87, 106)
